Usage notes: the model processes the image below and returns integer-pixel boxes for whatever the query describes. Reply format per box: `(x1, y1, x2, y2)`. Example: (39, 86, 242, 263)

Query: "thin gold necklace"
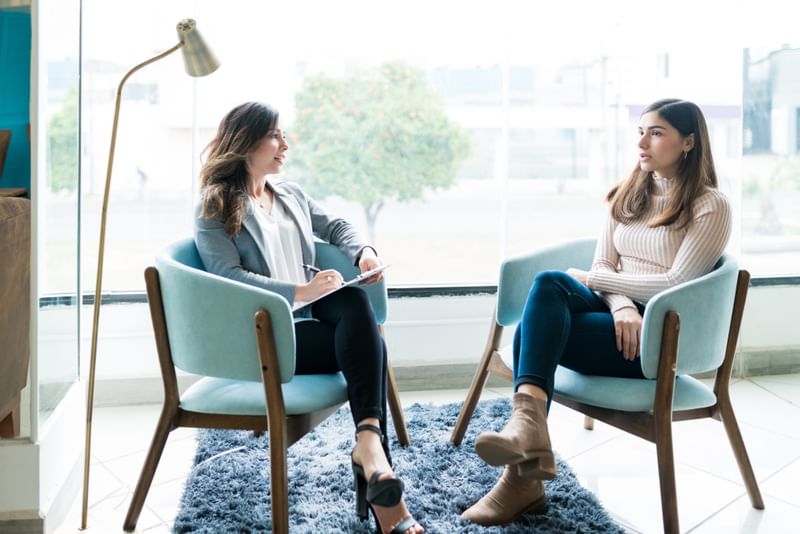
(251, 191, 270, 209)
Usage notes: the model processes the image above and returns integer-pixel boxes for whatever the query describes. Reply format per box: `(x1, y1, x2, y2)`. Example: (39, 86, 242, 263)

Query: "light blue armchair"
(450, 238, 764, 534)
(123, 239, 408, 534)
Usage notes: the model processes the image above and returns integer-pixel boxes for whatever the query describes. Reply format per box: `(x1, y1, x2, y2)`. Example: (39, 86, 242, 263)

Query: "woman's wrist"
(356, 246, 378, 263)
(294, 282, 310, 303)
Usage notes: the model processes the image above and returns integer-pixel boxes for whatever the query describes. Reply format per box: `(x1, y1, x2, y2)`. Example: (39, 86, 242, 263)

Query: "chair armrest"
(639, 253, 739, 379)
(156, 254, 297, 384)
(496, 238, 595, 326)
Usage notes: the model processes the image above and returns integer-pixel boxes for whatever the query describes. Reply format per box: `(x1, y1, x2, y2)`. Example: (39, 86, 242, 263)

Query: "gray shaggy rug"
(173, 398, 624, 533)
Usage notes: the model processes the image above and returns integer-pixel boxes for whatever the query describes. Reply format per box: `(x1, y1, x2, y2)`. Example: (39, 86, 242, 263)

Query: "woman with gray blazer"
(194, 102, 421, 534)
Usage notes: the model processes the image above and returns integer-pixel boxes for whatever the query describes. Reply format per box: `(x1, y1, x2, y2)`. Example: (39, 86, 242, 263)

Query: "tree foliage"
(47, 86, 79, 193)
(286, 62, 470, 241)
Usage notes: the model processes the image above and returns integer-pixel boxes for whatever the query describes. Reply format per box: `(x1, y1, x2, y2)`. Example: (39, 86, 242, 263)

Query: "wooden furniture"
(0, 188, 28, 197)
(0, 129, 10, 177)
(449, 239, 764, 534)
(123, 239, 408, 534)
(0, 197, 31, 438)
(0, 130, 30, 199)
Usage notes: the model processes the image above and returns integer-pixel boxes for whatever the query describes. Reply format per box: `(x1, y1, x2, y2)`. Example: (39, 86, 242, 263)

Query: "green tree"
(287, 62, 470, 243)
(47, 86, 79, 193)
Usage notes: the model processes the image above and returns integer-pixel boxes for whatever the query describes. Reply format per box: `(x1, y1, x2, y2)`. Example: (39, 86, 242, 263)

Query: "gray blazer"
(194, 181, 368, 311)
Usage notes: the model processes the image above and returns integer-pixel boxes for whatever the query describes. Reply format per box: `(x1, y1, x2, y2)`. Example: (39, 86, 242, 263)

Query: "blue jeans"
(513, 270, 645, 402)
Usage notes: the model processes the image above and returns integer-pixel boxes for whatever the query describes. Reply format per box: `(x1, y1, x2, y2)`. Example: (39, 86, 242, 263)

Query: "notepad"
(292, 264, 390, 311)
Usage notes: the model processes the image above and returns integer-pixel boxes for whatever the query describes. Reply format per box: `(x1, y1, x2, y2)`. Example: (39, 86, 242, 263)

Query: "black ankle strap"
(355, 423, 382, 438)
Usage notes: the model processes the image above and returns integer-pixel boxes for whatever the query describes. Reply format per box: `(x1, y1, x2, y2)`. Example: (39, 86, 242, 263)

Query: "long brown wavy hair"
(199, 102, 279, 237)
(606, 99, 718, 229)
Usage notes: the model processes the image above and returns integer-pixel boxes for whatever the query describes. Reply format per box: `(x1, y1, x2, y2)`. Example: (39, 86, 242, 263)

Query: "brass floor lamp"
(80, 19, 219, 530)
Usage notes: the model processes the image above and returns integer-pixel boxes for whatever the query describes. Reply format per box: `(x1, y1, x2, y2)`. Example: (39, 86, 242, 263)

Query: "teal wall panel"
(0, 11, 32, 190)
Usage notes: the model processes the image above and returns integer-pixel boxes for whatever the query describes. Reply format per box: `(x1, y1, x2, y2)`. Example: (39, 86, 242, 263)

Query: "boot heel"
(517, 453, 556, 480)
(352, 463, 368, 519)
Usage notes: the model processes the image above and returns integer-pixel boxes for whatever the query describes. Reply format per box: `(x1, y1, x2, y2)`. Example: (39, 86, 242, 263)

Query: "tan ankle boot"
(474, 393, 556, 479)
(461, 466, 547, 526)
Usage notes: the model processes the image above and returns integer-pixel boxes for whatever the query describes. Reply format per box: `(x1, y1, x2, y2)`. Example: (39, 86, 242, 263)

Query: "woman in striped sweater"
(462, 99, 732, 526)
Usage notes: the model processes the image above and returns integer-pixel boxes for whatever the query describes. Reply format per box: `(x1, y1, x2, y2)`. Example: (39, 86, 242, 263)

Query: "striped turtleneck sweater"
(586, 176, 732, 313)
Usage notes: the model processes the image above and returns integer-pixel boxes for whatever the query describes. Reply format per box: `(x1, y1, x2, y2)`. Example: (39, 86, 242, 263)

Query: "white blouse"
(250, 198, 307, 284)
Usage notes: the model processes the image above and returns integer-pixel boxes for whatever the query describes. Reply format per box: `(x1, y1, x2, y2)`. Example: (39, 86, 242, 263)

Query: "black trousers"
(294, 286, 391, 461)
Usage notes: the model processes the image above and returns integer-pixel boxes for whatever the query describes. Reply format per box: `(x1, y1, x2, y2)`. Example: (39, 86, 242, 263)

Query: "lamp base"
(54, 491, 161, 534)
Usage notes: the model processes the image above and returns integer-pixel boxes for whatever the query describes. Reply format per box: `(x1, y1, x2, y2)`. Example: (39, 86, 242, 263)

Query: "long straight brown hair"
(607, 99, 718, 229)
(199, 102, 279, 237)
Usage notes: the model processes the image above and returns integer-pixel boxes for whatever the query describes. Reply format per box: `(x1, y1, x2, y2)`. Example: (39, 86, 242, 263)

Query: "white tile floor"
(55, 374, 800, 533)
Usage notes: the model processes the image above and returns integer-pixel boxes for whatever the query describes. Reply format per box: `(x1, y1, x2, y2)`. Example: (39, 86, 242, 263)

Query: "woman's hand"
(566, 268, 589, 285)
(613, 307, 642, 360)
(357, 247, 384, 285)
(295, 269, 343, 302)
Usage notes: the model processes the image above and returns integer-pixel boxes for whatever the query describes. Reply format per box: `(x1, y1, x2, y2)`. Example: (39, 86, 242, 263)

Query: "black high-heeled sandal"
(352, 423, 404, 520)
(352, 424, 422, 533)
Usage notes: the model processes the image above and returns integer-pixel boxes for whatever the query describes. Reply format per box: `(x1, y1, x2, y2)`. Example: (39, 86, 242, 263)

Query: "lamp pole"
(81, 42, 182, 530)
(80, 20, 218, 530)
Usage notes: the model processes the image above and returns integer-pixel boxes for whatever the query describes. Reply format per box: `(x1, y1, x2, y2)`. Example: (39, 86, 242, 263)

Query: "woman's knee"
(533, 270, 572, 287)
(524, 270, 575, 311)
(337, 285, 370, 305)
(335, 287, 376, 318)
(529, 270, 571, 297)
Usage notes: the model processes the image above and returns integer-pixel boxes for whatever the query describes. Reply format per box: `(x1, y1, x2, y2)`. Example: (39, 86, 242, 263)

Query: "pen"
(301, 263, 321, 273)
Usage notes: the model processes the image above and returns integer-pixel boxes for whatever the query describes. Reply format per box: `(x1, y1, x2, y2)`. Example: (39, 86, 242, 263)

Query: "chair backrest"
(640, 252, 739, 379)
(156, 239, 297, 383)
(314, 241, 388, 325)
(496, 238, 596, 326)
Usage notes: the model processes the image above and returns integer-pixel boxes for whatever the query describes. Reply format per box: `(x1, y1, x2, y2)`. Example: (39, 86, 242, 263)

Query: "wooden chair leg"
(450, 320, 503, 446)
(717, 396, 765, 509)
(256, 310, 291, 534)
(269, 420, 289, 534)
(0, 395, 21, 438)
(387, 362, 410, 446)
(654, 411, 679, 534)
(123, 405, 177, 531)
(449, 358, 491, 446)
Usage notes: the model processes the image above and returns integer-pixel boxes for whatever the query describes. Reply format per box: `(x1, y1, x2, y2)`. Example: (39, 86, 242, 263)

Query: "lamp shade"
(176, 18, 220, 77)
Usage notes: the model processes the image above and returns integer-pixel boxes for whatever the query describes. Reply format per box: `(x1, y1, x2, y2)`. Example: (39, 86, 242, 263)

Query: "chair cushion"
(553, 366, 717, 412)
(180, 373, 348, 416)
(498, 345, 717, 412)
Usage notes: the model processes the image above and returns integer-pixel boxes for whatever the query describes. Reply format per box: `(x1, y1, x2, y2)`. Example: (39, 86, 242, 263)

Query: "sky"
(76, 0, 798, 65)
(68, 0, 797, 124)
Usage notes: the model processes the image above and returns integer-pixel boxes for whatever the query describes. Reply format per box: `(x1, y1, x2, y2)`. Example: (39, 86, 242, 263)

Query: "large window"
(742, 0, 800, 275)
(38, 0, 81, 425)
(80, 0, 794, 293)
